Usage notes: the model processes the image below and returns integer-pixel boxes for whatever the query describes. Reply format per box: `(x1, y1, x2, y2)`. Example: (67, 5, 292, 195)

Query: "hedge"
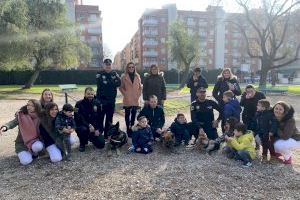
(0, 69, 223, 85)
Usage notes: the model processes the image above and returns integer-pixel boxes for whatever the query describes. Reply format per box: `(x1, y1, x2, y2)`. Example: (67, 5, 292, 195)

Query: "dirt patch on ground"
(0, 92, 300, 200)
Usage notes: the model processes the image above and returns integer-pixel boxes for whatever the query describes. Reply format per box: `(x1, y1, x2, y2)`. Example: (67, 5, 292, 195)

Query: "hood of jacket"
(144, 72, 164, 77)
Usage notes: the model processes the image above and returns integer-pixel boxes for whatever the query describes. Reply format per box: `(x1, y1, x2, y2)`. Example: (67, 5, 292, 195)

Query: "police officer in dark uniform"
(75, 87, 105, 152)
(191, 87, 222, 140)
(96, 58, 121, 138)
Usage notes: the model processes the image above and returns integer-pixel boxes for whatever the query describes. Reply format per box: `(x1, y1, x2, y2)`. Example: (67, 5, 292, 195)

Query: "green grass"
(164, 98, 190, 116)
(288, 85, 300, 94)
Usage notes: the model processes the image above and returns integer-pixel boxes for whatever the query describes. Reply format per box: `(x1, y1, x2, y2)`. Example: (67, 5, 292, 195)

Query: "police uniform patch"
(207, 106, 212, 109)
(102, 75, 106, 79)
(191, 106, 194, 111)
(103, 81, 107, 84)
(111, 75, 116, 79)
(96, 74, 100, 78)
(93, 105, 97, 112)
(196, 106, 200, 110)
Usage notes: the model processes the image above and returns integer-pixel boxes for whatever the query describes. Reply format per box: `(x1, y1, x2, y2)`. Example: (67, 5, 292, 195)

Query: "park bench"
(259, 87, 288, 95)
(59, 84, 78, 103)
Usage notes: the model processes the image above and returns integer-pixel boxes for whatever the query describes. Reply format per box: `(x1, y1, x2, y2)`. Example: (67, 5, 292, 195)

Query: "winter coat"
(224, 98, 242, 121)
(137, 105, 165, 130)
(275, 106, 300, 141)
(132, 125, 154, 148)
(119, 73, 142, 107)
(212, 77, 241, 105)
(227, 131, 256, 159)
(74, 98, 102, 131)
(96, 71, 121, 105)
(187, 74, 208, 101)
(240, 91, 266, 127)
(4, 118, 29, 154)
(254, 110, 277, 138)
(143, 72, 166, 104)
(169, 119, 190, 137)
(55, 111, 76, 132)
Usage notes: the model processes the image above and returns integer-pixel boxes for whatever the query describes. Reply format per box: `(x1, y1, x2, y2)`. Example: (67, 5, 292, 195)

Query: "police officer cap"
(103, 58, 112, 65)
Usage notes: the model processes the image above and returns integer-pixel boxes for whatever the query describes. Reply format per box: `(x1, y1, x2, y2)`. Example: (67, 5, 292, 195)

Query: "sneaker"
(116, 148, 121, 156)
(143, 148, 148, 152)
(283, 156, 292, 164)
(243, 162, 252, 168)
(128, 145, 135, 154)
(79, 145, 85, 152)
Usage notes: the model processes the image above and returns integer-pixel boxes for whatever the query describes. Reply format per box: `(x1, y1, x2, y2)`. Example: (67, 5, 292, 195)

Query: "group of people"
(0, 59, 299, 167)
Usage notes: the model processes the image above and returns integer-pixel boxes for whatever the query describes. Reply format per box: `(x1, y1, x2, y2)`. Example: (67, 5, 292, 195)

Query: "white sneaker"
(243, 162, 252, 168)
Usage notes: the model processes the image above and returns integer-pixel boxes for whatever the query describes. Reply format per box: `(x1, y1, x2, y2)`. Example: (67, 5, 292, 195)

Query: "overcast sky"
(83, 0, 244, 57)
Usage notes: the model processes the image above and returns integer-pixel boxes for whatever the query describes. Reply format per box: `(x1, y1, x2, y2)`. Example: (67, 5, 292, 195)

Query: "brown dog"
(161, 130, 175, 148)
(195, 129, 209, 151)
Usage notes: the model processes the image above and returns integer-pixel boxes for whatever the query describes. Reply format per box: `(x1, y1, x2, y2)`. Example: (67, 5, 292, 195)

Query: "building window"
(88, 28, 101, 34)
(161, 17, 166, 23)
(88, 14, 98, 22)
(90, 36, 98, 42)
(161, 48, 166, 54)
(161, 38, 165, 43)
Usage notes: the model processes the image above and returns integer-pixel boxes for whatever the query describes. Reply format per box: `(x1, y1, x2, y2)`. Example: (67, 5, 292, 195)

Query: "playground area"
(0, 87, 299, 199)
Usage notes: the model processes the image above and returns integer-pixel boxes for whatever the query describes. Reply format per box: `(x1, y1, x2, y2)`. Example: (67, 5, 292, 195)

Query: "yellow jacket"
(227, 131, 256, 159)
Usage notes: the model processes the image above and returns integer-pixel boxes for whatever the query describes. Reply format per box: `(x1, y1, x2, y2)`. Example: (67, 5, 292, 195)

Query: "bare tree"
(233, 0, 300, 87)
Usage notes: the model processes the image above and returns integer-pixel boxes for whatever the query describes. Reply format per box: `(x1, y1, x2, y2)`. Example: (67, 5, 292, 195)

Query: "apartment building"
(120, 4, 260, 73)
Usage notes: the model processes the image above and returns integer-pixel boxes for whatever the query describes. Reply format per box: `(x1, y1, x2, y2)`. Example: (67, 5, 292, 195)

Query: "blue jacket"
(96, 71, 121, 105)
(132, 125, 154, 148)
(224, 98, 241, 121)
(254, 110, 278, 137)
(55, 111, 76, 131)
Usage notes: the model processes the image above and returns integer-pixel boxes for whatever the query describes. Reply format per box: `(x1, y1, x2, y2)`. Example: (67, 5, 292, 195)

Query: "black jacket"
(74, 98, 102, 130)
(169, 119, 190, 136)
(55, 111, 76, 131)
(212, 77, 241, 104)
(143, 72, 166, 104)
(191, 99, 222, 129)
(137, 106, 165, 130)
(240, 91, 266, 126)
(96, 71, 121, 105)
(187, 74, 208, 101)
(254, 110, 278, 137)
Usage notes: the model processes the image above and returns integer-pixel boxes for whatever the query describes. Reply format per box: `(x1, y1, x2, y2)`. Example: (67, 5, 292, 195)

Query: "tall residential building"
(120, 4, 260, 73)
(75, 2, 103, 69)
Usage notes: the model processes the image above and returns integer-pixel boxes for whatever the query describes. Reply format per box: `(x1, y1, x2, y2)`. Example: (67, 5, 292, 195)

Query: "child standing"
(131, 116, 154, 154)
(55, 103, 76, 160)
(224, 123, 256, 167)
(169, 113, 191, 146)
(255, 99, 278, 161)
(223, 90, 242, 121)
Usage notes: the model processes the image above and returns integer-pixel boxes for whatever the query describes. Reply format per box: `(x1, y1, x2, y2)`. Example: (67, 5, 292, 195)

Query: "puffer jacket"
(224, 98, 242, 121)
(227, 131, 256, 159)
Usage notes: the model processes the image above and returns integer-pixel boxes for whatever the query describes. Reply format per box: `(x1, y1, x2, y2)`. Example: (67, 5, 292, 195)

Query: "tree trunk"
(23, 69, 41, 89)
(259, 67, 269, 89)
(179, 65, 190, 89)
(271, 70, 276, 86)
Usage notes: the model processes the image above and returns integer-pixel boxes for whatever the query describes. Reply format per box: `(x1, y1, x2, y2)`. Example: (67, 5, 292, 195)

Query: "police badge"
(93, 105, 97, 112)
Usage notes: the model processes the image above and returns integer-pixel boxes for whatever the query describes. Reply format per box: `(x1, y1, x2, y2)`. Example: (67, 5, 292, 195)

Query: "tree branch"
(272, 44, 300, 69)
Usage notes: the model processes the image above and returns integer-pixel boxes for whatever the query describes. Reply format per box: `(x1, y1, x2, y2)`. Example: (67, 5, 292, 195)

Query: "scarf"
(128, 72, 135, 83)
(18, 112, 40, 149)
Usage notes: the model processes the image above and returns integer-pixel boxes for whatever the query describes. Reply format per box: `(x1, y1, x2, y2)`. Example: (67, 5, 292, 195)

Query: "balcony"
(143, 40, 159, 46)
(143, 30, 158, 36)
(143, 51, 158, 57)
(142, 19, 158, 26)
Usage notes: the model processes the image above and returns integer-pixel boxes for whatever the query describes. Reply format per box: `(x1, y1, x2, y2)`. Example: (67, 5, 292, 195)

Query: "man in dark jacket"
(240, 84, 266, 131)
(75, 87, 105, 152)
(191, 87, 222, 140)
(96, 58, 121, 138)
(187, 67, 208, 102)
(143, 64, 166, 106)
(137, 95, 165, 140)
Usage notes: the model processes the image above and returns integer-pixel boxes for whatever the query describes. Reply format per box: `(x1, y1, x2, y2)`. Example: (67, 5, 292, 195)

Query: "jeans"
(224, 146, 252, 165)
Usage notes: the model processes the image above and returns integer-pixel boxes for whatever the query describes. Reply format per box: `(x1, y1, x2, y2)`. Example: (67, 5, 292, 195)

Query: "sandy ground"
(0, 91, 300, 200)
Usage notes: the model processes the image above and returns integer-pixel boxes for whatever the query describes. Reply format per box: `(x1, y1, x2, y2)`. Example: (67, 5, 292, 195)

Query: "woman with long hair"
(273, 101, 300, 164)
(119, 62, 142, 137)
(143, 64, 166, 106)
(0, 100, 44, 165)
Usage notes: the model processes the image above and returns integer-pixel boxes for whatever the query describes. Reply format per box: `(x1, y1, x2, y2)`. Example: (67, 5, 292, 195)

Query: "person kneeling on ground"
(138, 95, 165, 141)
(55, 103, 76, 161)
(206, 117, 239, 152)
(75, 87, 105, 152)
(131, 116, 154, 154)
(224, 122, 256, 167)
(169, 113, 191, 147)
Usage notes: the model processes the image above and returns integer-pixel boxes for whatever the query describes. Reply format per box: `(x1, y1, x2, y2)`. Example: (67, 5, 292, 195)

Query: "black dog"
(106, 122, 128, 156)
